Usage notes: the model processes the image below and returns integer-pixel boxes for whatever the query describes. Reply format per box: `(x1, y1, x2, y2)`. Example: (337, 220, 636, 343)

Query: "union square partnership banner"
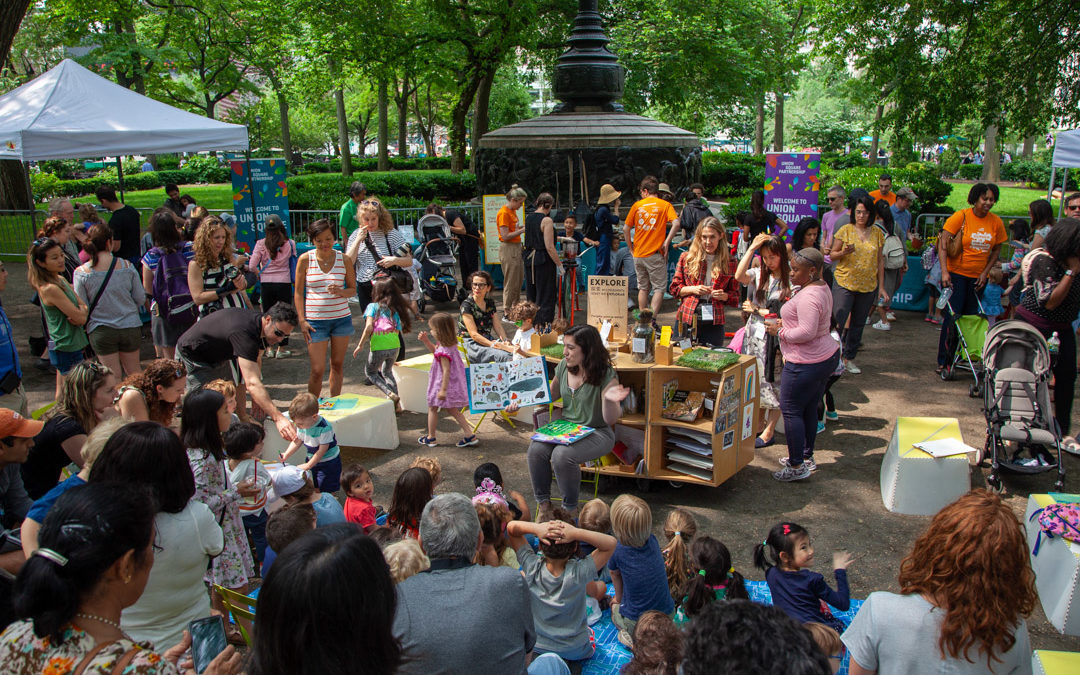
(230, 158, 290, 254)
(763, 153, 821, 240)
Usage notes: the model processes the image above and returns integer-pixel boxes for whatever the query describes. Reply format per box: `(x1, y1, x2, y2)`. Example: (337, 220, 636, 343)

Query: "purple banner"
(763, 153, 821, 240)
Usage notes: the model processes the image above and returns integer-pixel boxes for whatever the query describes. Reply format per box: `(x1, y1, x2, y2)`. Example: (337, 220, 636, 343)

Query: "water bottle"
(936, 286, 953, 310)
(1048, 331, 1060, 355)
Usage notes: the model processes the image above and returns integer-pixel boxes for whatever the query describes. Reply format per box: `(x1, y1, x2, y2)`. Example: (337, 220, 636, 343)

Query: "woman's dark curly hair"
(562, 323, 612, 386)
(967, 182, 1000, 205)
(1045, 217, 1080, 264)
(118, 359, 186, 426)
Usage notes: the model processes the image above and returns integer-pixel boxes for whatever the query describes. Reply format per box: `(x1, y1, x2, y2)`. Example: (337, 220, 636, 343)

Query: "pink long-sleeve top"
(248, 238, 296, 284)
(778, 283, 838, 364)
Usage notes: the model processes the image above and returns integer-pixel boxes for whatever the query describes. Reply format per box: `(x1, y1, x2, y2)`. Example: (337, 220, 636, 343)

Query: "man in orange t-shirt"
(868, 174, 896, 206)
(626, 175, 679, 314)
(935, 182, 1007, 370)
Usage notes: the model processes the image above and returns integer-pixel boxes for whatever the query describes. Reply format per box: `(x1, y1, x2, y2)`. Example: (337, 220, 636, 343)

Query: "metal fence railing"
(914, 212, 1028, 261)
(0, 203, 486, 257)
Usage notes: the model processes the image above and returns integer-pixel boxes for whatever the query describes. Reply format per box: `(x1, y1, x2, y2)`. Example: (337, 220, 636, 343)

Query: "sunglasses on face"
(473, 282, 488, 288)
(273, 328, 289, 338)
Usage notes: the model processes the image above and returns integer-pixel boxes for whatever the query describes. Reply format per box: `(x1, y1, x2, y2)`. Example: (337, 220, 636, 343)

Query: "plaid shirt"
(669, 253, 740, 326)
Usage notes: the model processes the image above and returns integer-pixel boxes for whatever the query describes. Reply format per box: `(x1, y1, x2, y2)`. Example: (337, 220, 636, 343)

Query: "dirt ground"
(7, 262, 1079, 652)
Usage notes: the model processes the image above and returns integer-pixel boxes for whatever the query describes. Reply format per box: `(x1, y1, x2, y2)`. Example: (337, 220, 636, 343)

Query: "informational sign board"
(230, 158, 289, 254)
(763, 153, 821, 240)
(481, 194, 523, 265)
(587, 275, 629, 340)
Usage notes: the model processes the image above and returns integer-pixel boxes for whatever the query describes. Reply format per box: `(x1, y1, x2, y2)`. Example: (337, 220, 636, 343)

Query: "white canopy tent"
(1049, 128, 1080, 217)
(0, 59, 248, 161)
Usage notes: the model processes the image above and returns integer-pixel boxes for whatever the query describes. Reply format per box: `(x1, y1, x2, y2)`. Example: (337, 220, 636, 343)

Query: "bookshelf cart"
(529, 343, 759, 487)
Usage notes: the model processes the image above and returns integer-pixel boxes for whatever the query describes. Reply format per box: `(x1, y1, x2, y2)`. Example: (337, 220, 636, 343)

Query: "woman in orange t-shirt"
(935, 182, 1007, 371)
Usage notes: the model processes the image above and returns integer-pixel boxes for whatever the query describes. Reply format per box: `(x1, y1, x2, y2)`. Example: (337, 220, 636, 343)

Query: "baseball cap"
(896, 187, 919, 200)
(0, 409, 43, 438)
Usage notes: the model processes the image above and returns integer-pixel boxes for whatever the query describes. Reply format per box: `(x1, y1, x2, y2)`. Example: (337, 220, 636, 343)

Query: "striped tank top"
(198, 258, 246, 318)
(304, 249, 351, 320)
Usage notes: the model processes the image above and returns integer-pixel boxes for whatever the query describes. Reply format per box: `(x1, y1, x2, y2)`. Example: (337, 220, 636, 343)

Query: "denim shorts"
(49, 348, 86, 375)
(308, 315, 354, 343)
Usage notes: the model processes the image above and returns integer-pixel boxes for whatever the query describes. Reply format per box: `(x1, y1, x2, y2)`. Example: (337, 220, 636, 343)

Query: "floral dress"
(187, 448, 255, 589)
(742, 267, 784, 410)
(0, 620, 178, 674)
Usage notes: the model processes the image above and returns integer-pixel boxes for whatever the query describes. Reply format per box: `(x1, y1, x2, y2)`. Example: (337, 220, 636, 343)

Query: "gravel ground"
(7, 262, 1079, 652)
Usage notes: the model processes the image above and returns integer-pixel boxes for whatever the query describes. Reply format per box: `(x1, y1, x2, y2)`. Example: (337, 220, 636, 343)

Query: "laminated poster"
(741, 403, 754, 440)
(467, 356, 551, 413)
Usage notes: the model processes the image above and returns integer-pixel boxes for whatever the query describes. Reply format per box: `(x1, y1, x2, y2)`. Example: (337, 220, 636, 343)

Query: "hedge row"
(285, 171, 477, 210)
(47, 167, 231, 199)
(294, 156, 457, 174)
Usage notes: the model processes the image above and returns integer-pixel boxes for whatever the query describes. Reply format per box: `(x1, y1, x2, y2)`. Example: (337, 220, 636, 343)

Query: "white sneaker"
(886, 311, 897, 321)
(844, 360, 861, 374)
(872, 320, 891, 331)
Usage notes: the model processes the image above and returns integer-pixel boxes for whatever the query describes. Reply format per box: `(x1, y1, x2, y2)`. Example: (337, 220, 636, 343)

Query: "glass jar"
(632, 310, 655, 363)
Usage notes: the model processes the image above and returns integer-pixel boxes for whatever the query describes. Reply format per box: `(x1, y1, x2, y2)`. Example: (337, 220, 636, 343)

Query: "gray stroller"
(980, 320, 1065, 492)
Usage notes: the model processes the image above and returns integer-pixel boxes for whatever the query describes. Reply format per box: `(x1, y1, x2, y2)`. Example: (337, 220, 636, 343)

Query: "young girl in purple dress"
(416, 312, 478, 448)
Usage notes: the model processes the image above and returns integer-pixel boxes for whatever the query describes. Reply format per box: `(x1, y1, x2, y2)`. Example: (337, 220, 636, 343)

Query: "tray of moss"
(675, 348, 740, 372)
(540, 343, 565, 359)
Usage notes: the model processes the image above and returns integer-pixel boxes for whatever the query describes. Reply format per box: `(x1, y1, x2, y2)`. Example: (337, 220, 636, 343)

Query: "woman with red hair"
(842, 490, 1035, 674)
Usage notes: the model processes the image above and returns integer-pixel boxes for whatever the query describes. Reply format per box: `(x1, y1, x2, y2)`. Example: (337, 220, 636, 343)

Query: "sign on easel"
(481, 194, 523, 265)
(587, 275, 629, 339)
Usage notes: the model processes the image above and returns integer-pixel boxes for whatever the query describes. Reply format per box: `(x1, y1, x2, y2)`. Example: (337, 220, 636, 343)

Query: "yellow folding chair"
(457, 335, 516, 432)
(212, 585, 257, 646)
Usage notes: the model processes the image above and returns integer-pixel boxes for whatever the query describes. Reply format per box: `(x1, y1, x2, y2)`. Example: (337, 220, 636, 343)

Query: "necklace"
(75, 612, 123, 632)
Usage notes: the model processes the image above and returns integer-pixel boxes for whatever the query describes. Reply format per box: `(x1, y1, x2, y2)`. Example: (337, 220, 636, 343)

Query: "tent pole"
(116, 157, 126, 203)
(1048, 166, 1056, 202)
(23, 161, 37, 232)
(1060, 169, 1068, 219)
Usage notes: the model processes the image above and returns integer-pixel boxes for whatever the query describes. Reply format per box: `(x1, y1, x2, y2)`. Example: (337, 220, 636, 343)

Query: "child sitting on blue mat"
(608, 495, 675, 648)
(754, 521, 852, 634)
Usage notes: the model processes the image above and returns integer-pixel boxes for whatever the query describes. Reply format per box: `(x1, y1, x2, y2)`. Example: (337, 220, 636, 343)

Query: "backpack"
(1030, 502, 1080, 554)
(878, 223, 907, 270)
(575, 200, 598, 241)
(369, 307, 400, 351)
(680, 199, 711, 237)
(152, 248, 197, 325)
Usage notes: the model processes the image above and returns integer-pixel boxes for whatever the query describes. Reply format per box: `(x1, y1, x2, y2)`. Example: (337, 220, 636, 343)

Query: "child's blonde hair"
(383, 538, 430, 583)
(203, 379, 236, 402)
(507, 300, 539, 323)
(578, 498, 611, 533)
(410, 456, 442, 488)
(288, 392, 319, 419)
(988, 266, 1004, 285)
(81, 416, 129, 470)
(662, 508, 698, 602)
(804, 622, 843, 667)
(611, 494, 652, 548)
(428, 312, 457, 347)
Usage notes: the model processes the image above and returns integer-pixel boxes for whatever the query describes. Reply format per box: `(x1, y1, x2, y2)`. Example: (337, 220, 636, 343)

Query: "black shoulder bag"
(364, 232, 414, 294)
(82, 255, 119, 359)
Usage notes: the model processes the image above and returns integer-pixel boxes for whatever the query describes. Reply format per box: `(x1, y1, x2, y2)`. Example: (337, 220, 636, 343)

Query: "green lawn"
(942, 183, 1058, 219)
(114, 183, 236, 210)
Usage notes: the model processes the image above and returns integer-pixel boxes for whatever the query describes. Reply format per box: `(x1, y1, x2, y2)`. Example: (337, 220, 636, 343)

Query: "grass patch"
(113, 183, 236, 211)
(942, 183, 1059, 218)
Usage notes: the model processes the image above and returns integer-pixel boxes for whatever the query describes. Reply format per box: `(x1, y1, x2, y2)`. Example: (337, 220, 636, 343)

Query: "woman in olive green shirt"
(508, 324, 629, 518)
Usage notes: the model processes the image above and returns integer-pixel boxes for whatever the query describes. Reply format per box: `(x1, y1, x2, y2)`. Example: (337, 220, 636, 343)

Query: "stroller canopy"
(983, 319, 1050, 374)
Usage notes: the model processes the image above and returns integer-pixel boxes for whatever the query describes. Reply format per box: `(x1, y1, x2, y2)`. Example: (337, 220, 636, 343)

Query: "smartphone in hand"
(189, 616, 227, 674)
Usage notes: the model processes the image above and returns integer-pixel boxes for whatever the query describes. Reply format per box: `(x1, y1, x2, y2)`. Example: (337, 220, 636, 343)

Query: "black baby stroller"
(414, 213, 461, 312)
(980, 319, 1065, 492)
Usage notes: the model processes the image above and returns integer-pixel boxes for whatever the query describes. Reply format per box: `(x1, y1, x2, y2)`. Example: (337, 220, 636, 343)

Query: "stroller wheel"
(968, 383, 981, 398)
(939, 367, 952, 381)
(985, 474, 1004, 494)
(417, 297, 426, 314)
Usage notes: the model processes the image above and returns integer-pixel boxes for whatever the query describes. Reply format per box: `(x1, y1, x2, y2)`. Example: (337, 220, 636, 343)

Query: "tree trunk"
(450, 69, 485, 175)
(981, 124, 1001, 183)
(413, 85, 436, 157)
(754, 96, 765, 155)
(1022, 135, 1035, 160)
(264, 71, 294, 168)
(0, 160, 31, 211)
(869, 103, 884, 166)
(395, 74, 409, 158)
(116, 15, 146, 95)
(0, 1, 32, 73)
(470, 68, 496, 173)
(377, 78, 390, 171)
(773, 90, 784, 152)
(334, 85, 352, 176)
